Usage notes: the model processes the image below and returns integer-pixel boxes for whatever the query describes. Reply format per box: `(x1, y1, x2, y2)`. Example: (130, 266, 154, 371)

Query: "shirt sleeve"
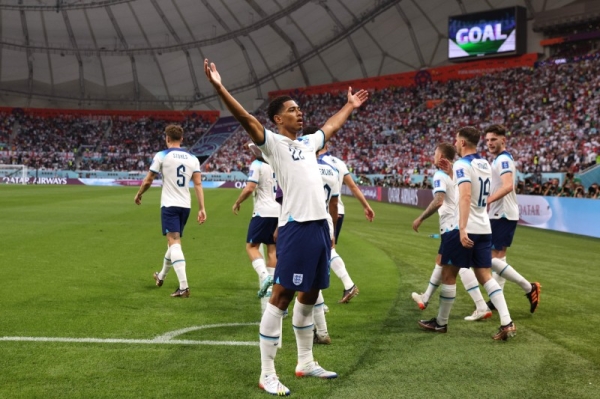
(312, 130, 325, 151)
(258, 128, 274, 157)
(248, 160, 261, 183)
(454, 161, 471, 185)
(497, 155, 514, 176)
(432, 171, 447, 193)
(334, 156, 350, 177)
(149, 152, 162, 174)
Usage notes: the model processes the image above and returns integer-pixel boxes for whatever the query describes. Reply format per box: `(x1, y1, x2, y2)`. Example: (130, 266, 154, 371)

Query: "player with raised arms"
(205, 59, 368, 396)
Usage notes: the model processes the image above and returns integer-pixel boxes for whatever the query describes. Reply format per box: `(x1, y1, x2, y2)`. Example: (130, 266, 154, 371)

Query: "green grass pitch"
(0, 186, 598, 398)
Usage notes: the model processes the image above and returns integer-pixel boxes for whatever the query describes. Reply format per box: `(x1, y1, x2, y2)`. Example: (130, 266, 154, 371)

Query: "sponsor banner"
(517, 195, 600, 238)
(220, 181, 248, 189)
(341, 185, 382, 201)
(383, 187, 433, 207)
(2, 177, 84, 185)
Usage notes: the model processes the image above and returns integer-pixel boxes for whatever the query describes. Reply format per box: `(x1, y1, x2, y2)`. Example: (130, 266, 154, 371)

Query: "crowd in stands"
(203, 53, 600, 198)
(0, 112, 212, 172)
(201, 129, 254, 175)
(518, 174, 599, 199)
(2, 47, 599, 199)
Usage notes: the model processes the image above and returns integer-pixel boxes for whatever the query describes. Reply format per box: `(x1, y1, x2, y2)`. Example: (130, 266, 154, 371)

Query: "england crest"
(293, 274, 303, 286)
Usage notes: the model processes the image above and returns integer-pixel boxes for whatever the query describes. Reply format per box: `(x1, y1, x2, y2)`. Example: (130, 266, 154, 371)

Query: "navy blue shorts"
(437, 231, 452, 255)
(246, 216, 278, 245)
(334, 214, 345, 244)
(440, 229, 492, 268)
(274, 220, 331, 292)
(490, 219, 518, 250)
(161, 206, 190, 236)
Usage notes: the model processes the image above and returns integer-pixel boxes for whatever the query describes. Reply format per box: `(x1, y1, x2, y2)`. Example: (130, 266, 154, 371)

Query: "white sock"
(491, 258, 531, 293)
(292, 299, 314, 365)
(259, 304, 284, 375)
(484, 279, 512, 326)
(422, 264, 443, 304)
(252, 258, 269, 282)
(158, 246, 172, 280)
(330, 248, 354, 290)
(437, 284, 456, 326)
(492, 271, 507, 290)
(493, 256, 507, 288)
(313, 291, 327, 336)
(170, 244, 188, 290)
(459, 268, 488, 312)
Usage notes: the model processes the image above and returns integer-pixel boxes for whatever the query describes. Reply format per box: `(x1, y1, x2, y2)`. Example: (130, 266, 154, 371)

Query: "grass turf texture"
(0, 185, 598, 398)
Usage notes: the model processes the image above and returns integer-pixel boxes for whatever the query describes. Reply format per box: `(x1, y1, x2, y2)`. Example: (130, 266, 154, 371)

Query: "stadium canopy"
(0, 0, 573, 111)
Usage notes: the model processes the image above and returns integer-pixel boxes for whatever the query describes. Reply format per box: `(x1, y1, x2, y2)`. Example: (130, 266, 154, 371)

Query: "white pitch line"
(0, 322, 260, 346)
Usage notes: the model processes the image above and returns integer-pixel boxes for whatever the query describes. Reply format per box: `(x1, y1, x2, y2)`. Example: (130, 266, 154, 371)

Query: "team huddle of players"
(134, 59, 540, 396)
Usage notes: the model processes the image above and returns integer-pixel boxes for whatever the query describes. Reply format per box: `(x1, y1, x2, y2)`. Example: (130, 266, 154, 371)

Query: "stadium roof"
(0, 0, 574, 111)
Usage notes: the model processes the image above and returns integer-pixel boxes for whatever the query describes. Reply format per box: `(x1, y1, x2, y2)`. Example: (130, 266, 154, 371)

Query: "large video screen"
(448, 6, 526, 62)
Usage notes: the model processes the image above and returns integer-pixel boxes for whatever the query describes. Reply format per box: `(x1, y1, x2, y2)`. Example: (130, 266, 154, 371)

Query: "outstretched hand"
(204, 59, 222, 88)
(347, 87, 369, 109)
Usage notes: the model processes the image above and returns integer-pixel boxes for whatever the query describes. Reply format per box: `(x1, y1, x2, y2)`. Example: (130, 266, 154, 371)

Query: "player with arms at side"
(485, 124, 541, 313)
(303, 125, 341, 345)
(232, 147, 280, 306)
(411, 143, 492, 321)
(418, 127, 516, 340)
(317, 145, 375, 303)
(205, 59, 368, 396)
(134, 124, 207, 298)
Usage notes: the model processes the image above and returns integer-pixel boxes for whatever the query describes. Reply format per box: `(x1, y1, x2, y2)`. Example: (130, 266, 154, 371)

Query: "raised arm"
(320, 87, 368, 142)
(204, 59, 265, 144)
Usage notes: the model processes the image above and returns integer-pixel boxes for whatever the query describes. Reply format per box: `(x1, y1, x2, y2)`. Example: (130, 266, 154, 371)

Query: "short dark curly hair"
(267, 96, 293, 124)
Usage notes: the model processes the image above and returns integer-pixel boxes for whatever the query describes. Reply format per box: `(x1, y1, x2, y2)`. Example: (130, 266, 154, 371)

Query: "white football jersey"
(149, 148, 200, 208)
(432, 170, 458, 233)
(258, 129, 328, 226)
(489, 151, 519, 221)
(318, 157, 340, 212)
(318, 158, 340, 240)
(319, 153, 349, 214)
(247, 160, 280, 218)
(453, 154, 492, 234)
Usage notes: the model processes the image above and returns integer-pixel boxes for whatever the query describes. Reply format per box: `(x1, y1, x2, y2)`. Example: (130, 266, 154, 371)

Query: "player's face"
(485, 132, 505, 155)
(275, 100, 303, 133)
(454, 133, 464, 157)
(433, 148, 442, 166)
